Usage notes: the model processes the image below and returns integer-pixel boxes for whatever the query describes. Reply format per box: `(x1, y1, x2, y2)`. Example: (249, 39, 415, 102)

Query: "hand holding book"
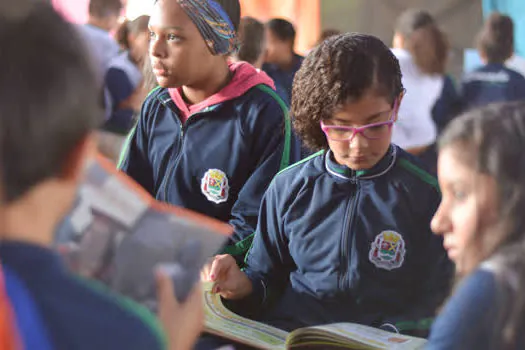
(202, 254, 253, 300)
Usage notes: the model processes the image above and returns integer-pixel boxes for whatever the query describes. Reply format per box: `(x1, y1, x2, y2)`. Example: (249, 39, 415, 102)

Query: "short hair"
(88, 0, 122, 18)
(292, 33, 404, 151)
(266, 18, 296, 44)
(477, 12, 514, 63)
(0, 1, 102, 203)
(236, 16, 264, 64)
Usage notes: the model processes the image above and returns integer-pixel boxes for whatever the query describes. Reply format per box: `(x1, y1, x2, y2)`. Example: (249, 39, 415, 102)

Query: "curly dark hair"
(292, 33, 404, 151)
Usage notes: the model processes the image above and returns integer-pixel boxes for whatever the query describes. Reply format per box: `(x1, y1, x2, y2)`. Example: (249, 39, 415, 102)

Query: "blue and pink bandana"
(177, 0, 239, 55)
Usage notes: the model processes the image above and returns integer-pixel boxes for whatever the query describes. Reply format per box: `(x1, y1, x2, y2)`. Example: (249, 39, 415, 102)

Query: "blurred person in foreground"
(0, 1, 202, 349)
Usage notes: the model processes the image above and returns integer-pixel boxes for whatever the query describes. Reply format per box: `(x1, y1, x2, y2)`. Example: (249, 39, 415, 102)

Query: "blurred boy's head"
(233, 16, 265, 69)
(88, 0, 122, 32)
(264, 18, 296, 65)
(149, 0, 240, 88)
(0, 1, 101, 210)
(477, 12, 514, 64)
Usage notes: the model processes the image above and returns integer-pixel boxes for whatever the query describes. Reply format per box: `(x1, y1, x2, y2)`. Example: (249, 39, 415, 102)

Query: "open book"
(55, 155, 232, 308)
(203, 283, 427, 350)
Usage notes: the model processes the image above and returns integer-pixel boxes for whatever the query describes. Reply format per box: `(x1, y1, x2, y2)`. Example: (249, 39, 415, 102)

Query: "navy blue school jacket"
(461, 63, 525, 111)
(1, 241, 165, 350)
(119, 68, 296, 256)
(241, 146, 453, 334)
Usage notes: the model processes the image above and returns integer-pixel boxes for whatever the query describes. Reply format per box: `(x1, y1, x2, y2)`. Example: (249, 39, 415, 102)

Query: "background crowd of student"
(2, 0, 525, 349)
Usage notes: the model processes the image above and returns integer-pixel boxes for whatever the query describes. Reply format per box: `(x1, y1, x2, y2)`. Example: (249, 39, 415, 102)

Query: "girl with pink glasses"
(203, 33, 452, 344)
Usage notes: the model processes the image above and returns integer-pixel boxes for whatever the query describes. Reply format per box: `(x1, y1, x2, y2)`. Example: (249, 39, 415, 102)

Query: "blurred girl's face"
(431, 145, 499, 274)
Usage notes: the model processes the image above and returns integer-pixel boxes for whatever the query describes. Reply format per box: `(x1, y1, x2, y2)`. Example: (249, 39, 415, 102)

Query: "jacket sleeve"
(382, 186, 454, 337)
(118, 94, 156, 195)
(238, 178, 295, 309)
(224, 87, 293, 258)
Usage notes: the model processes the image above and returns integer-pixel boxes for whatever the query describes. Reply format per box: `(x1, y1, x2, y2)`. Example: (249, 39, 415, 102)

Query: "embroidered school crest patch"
(201, 169, 229, 204)
(369, 231, 406, 270)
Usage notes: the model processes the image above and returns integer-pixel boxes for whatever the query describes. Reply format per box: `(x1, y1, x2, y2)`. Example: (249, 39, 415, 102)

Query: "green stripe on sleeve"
(222, 233, 255, 258)
(277, 150, 324, 176)
(255, 85, 291, 171)
(398, 158, 440, 192)
(117, 86, 162, 170)
(117, 125, 137, 169)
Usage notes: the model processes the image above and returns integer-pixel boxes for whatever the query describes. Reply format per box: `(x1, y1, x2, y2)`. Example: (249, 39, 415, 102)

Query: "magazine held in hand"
(54, 155, 232, 308)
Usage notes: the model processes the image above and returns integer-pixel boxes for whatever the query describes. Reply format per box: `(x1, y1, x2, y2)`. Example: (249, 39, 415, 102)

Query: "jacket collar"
(325, 145, 397, 181)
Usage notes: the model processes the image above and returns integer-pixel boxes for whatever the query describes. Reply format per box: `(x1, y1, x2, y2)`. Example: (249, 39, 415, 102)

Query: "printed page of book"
(288, 323, 427, 350)
(203, 283, 289, 350)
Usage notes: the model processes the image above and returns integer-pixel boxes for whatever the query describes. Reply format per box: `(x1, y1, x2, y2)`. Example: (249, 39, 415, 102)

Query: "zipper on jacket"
(159, 108, 208, 201)
(339, 175, 360, 291)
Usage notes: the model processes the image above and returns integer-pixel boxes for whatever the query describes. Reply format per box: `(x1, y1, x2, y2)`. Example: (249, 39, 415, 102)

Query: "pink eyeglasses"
(320, 99, 399, 142)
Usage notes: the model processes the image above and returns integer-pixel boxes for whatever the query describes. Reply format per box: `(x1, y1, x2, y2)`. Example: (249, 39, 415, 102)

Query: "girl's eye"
(167, 34, 181, 42)
(452, 189, 467, 201)
(149, 31, 156, 39)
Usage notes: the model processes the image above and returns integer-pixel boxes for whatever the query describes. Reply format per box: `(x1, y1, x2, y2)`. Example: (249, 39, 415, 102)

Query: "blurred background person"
(99, 15, 150, 162)
(460, 13, 525, 111)
(78, 0, 123, 121)
(262, 18, 304, 107)
(80, 0, 122, 76)
(392, 9, 458, 173)
(232, 16, 266, 69)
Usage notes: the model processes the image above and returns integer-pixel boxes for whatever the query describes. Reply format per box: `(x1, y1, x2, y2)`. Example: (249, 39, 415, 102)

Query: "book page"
(203, 283, 289, 350)
(289, 323, 426, 350)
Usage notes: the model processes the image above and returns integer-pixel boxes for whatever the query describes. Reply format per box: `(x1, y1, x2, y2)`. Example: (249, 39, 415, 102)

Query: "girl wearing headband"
(120, 0, 298, 262)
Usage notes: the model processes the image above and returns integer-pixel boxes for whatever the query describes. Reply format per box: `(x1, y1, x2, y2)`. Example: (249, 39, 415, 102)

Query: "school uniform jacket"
(119, 62, 297, 255)
(242, 146, 453, 334)
(461, 63, 525, 111)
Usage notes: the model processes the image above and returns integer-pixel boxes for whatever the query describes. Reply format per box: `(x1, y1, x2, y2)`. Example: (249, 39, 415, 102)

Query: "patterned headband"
(177, 0, 239, 55)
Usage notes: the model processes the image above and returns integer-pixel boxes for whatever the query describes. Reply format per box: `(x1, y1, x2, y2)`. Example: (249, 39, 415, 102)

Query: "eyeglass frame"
(320, 97, 402, 142)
